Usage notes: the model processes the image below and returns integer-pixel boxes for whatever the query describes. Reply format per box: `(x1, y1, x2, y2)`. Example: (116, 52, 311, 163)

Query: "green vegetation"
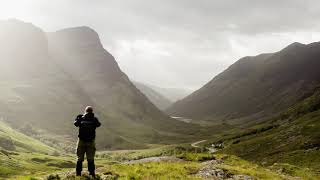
(0, 151, 74, 179)
(43, 151, 293, 180)
(202, 88, 320, 179)
(0, 121, 55, 154)
(96, 145, 175, 162)
(176, 152, 214, 162)
(102, 161, 200, 180)
(0, 121, 73, 179)
(0, 143, 308, 180)
(214, 154, 288, 180)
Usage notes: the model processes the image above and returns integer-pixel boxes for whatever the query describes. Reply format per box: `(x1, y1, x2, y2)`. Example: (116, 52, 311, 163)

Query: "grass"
(96, 145, 175, 162)
(0, 120, 75, 179)
(0, 147, 303, 180)
(96, 144, 202, 162)
(219, 110, 320, 176)
(0, 141, 203, 179)
(201, 89, 320, 179)
(0, 151, 74, 179)
(270, 163, 318, 180)
(0, 121, 56, 154)
(44, 152, 292, 180)
(176, 152, 214, 162)
(214, 154, 288, 180)
(102, 161, 201, 180)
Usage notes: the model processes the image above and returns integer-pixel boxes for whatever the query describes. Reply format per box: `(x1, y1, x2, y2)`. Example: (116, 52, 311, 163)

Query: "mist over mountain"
(167, 41, 320, 124)
(141, 84, 192, 102)
(0, 19, 198, 149)
(133, 82, 172, 110)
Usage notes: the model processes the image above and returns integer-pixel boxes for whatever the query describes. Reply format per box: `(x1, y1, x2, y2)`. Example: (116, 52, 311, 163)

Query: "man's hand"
(74, 114, 83, 127)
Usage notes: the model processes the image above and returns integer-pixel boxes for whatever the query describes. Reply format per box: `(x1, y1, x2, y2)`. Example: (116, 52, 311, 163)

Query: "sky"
(1, 0, 320, 90)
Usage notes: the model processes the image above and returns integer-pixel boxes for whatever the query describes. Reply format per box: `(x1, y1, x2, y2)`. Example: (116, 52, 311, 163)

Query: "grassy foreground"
(1, 147, 300, 180)
(0, 151, 74, 179)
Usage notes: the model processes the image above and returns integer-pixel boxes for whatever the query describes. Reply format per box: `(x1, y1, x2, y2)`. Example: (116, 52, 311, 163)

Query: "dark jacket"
(74, 113, 101, 142)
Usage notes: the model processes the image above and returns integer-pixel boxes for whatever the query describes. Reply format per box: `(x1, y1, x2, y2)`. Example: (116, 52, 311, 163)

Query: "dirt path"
(191, 139, 218, 153)
(123, 156, 183, 164)
(191, 140, 207, 147)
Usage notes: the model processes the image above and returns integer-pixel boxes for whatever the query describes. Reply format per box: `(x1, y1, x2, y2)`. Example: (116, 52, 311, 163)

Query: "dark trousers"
(76, 139, 96, 176)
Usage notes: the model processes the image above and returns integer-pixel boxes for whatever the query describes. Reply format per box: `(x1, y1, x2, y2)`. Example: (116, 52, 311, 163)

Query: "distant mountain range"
(133, 81, 193, 111)
(147, 85, 192, 102)
(167, 42, 320, 125)
(133, 82, 173, 110)
(0, 19, 199, 149)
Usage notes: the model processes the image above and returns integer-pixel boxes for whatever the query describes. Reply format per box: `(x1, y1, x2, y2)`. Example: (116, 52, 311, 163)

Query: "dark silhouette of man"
(74, 106, 101, 177)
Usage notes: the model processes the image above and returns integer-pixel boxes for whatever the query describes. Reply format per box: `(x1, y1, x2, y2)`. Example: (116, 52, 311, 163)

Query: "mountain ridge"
(167, 41, 320, 124)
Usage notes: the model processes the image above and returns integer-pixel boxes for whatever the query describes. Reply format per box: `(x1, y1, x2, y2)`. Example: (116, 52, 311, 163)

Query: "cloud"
(1, 0, 320, 90)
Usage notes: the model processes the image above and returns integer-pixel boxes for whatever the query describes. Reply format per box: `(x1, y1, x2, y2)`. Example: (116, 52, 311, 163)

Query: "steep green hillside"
(168, 42, 320, 124)
(0, 121, 74, 179)
(205, 88, 320, 178)
(0, 121, 55, 154)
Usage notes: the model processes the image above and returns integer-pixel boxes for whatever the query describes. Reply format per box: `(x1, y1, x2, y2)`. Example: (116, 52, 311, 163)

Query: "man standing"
(74, 106, 101, 177)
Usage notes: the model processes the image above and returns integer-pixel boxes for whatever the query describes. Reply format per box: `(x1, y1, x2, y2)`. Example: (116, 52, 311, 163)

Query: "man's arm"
(74, 114, 83, 127)
(95, 117, 101, 127)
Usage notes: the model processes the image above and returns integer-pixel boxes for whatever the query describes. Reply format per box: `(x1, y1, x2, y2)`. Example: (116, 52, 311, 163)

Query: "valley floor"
(2, 144, 317, 180)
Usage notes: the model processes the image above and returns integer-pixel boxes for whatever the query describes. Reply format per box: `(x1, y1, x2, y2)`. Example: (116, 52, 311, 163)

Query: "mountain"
(141, 84, 192, 102)
(167, 42, 320, 124)
(133, 82, 172, 110)
(0, 19, 198, 149)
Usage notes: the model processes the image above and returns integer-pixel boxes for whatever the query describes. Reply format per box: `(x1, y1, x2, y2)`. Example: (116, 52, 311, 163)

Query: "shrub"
(46, 174, 60, 180)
